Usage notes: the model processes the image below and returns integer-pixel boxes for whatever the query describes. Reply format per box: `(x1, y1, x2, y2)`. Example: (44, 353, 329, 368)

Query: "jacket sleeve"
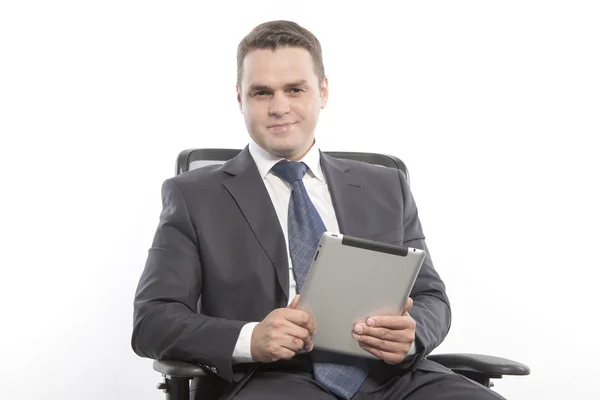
(397, 168, 452, 360)
(131, 178, 245, 382)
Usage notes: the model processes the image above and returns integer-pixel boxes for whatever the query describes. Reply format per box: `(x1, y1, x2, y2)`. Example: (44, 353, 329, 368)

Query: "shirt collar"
(248, 138, 325, 183)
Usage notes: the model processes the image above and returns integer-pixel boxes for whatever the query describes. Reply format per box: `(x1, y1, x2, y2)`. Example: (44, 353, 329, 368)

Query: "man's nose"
(269, 91, 291, 116)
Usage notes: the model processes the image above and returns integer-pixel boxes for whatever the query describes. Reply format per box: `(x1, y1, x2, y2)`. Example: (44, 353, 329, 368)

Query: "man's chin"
(266, 144, 297, 159)
(255, 132, 314, 160)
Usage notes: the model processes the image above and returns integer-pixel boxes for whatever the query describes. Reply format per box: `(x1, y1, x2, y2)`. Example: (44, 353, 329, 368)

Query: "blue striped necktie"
(271, 160, 368, 399)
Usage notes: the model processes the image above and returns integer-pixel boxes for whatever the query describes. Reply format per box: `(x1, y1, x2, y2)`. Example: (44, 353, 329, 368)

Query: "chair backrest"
(176, 148, 410, 186)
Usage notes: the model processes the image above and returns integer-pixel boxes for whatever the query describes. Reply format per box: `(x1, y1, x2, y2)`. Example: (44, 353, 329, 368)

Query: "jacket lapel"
(320, 152, 369, 238)
(221, 147, 290, 301)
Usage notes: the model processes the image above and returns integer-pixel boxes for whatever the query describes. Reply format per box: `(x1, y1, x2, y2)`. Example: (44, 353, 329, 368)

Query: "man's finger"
(283, 309, 316, 334)
(283, 324, 314, 350)
(283, 309, 310, 325)
(402, 297, 413, 314)
(278, 339, 303, 359)
(306, 316, 316, 335)
(353, 325, 411, 343)
(282, 323, 310, 341)
(353, 332, 405, 353)
(303, 337, 314, 351)
(364, 315, 416, 330)
(358, 343, 405, 365)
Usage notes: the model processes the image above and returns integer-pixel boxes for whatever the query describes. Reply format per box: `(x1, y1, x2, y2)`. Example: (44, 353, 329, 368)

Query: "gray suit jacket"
(132, 147, 451, 392)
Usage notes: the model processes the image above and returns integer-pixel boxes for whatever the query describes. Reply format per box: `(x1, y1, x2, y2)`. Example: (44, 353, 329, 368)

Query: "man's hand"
(250, 295, 316, 363)
(352, 297, 416, 365)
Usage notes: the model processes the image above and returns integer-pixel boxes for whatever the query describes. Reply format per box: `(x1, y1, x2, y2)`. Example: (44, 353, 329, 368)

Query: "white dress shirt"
(231, 139, 415, 363)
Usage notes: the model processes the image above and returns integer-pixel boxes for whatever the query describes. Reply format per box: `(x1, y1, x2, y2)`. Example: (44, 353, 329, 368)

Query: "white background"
(1, 1, 599, 399)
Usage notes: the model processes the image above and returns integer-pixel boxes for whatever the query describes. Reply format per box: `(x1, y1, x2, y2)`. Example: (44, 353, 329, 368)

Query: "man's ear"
(236, 85, 243, 113)
(320, 77, 329, 109)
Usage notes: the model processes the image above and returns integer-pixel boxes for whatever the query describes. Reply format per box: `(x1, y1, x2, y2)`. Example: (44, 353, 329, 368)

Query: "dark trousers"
(214, 358, 506, 400)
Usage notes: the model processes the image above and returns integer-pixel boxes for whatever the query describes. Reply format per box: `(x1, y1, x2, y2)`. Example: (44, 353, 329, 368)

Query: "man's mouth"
(268, 122, 297, 133)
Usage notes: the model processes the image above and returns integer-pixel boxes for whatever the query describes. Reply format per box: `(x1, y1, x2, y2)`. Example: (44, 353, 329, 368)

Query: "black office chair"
(151, 148, 530, 400)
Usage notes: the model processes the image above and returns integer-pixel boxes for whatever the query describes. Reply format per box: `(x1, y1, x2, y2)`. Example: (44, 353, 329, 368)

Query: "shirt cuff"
(232, 322, 259, 364)
(406, 341, 417, 357)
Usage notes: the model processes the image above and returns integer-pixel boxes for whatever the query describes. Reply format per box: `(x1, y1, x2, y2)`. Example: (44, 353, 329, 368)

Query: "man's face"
(237, 47, 328, 161)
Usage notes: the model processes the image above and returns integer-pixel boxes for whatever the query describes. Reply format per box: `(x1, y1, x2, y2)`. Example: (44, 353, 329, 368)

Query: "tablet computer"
(296, 231, 426, 358)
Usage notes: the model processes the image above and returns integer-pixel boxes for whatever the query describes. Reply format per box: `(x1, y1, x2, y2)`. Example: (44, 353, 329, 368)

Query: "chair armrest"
(427, 353, 530, 377)
(153, 360, 207, 378)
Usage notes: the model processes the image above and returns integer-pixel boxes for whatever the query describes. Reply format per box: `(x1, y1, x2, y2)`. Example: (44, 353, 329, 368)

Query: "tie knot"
(271, 160, 308, 184)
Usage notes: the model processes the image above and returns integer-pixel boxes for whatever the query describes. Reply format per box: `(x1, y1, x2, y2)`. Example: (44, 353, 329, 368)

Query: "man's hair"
(236, 20, 325, 87)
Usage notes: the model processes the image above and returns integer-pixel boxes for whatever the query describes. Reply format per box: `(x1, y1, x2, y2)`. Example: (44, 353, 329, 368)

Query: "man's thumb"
(288, 294, 300, 309)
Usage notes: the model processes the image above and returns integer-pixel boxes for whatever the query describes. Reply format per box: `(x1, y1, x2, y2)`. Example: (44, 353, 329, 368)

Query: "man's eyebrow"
(247, 80, 309, 92)
(247, 84, 272, 92)
(284, 80, 309, 88)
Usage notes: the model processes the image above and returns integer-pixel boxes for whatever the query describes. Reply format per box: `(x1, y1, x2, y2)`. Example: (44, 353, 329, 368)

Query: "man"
(132, 20, 504, 399)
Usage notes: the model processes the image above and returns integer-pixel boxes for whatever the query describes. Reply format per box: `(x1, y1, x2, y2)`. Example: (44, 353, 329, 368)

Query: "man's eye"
(288, 88, 302, 94)
(254, 91, 268, 97)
